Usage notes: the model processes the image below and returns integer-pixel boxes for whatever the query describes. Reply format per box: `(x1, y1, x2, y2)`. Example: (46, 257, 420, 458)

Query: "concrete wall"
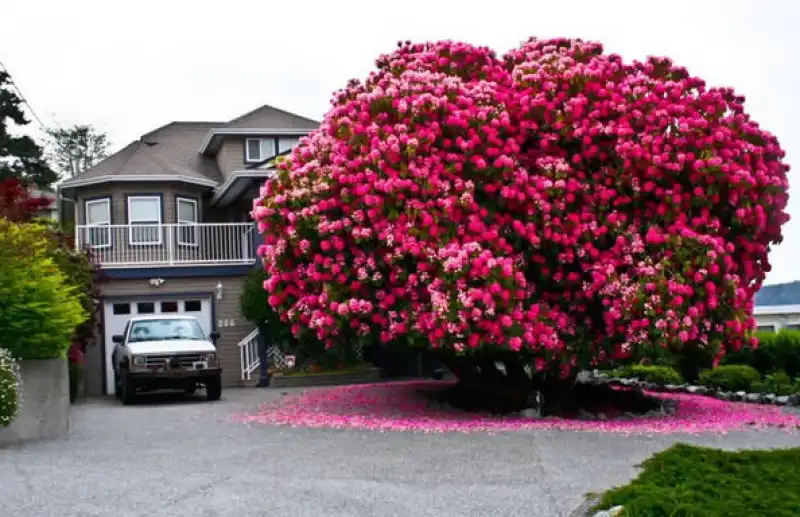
(0, 359, 69, 446)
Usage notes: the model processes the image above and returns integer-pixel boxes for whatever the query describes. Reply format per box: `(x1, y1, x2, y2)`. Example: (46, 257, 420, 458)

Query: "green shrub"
(0, 219, 88, 360)
(608, 365, 683, 385)
(753, 372, 797, 396)
(0, 348, 19, 428)
(699, 365, 761, 392)
(722, 329, 800, 379)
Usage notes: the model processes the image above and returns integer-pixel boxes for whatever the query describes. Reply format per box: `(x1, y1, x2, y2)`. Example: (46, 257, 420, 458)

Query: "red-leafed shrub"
(252, 38, 790, 388)
(0, 178, 52, 222)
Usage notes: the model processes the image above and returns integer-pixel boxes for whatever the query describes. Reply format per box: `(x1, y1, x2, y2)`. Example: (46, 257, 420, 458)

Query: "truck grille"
(143, 353, 206, 370)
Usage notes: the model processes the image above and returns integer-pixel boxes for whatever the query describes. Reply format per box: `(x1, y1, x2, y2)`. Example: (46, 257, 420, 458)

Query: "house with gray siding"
(753, 281, 800, 332)
(58, 104, 318, 396)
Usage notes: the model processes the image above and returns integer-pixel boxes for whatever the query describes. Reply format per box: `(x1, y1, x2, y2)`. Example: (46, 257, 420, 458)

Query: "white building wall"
(753, 310, 800, 332)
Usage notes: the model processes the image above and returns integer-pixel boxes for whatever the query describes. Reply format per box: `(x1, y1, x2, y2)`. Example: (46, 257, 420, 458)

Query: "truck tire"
(205, 375, 222, 401)
(120, 372, 137, 405)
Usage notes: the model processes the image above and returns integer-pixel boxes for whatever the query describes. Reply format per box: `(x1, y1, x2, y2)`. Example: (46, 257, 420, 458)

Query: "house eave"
(58, 174, 218, 198)
(210, 170, 276, 207)
(753, 304, 800, 316)
(199, 128, 311, 155)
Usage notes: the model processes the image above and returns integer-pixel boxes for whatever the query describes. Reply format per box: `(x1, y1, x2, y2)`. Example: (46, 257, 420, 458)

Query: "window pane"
(129, 198, 160, 222)
(184, 300, 202, 312)
(137, 302, 155, 314)
(260, 139, 275, 159)
(87, 200, 110, 224)
(757, 325, 776, 333)
(278, 137, 300, 153)
(247, 139, 261, 161)
(161, 301, 179, 313)
(178, 199, 197, 222)
(113, 303, 131, 315)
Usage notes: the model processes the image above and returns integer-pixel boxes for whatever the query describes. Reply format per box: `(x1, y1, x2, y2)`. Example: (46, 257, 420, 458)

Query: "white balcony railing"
(75, 223, 257, 268)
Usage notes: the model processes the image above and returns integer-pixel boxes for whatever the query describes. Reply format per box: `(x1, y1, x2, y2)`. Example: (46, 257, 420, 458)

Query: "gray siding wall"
(216, 138, 246, 181)
(76, 182, 210, 225)
(84, 275, 252, 396)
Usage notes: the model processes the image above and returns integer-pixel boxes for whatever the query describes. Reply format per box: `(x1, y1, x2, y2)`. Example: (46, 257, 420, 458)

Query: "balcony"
(75, 223, 258, 268)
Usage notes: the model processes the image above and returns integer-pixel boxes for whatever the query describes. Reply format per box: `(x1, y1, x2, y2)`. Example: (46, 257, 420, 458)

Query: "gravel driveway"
(2, 388, 799, 517)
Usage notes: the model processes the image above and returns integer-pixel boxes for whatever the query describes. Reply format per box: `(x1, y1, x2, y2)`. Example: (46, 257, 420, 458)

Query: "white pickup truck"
(111, 315, 222, 405)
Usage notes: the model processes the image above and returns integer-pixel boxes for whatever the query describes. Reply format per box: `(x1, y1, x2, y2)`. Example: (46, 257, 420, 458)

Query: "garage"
(102, 296, 214, 395)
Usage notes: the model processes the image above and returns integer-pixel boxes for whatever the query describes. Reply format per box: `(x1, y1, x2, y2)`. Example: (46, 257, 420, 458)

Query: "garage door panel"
(103, 296, 213, 395)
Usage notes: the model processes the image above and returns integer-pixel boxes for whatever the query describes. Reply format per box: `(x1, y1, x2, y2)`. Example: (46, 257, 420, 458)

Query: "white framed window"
(278, 137, 301, 153)
(176, 197, 199, 246)
(127, 196, 162, 245)
(245, 138, 276, 162)
(85, 198, 111, 248)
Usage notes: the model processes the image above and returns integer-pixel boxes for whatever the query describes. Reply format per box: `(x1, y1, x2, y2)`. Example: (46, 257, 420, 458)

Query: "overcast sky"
(2, 0, 797, 285)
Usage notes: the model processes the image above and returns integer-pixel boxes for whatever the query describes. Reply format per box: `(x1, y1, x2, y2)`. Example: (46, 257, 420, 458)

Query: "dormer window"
(245, 136, 302, 163)
(245, 138, 276, 163)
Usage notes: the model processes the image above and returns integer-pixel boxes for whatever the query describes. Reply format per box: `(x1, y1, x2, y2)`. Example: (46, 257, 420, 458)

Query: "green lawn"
(593, 444, 800, 517)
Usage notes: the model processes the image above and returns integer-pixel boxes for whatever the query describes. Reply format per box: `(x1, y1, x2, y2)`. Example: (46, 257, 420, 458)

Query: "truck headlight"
(132, 355, 146, 366)
(203, 353, 217, 365)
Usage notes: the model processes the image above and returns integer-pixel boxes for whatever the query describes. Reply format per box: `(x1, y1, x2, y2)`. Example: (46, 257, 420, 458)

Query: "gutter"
(198, 128, 311, 155)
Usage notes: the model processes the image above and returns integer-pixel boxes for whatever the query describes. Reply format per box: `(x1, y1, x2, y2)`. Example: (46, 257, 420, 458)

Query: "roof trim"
(210, 170, 276, 207)
(754, 304, 800, 315)
(199, 128, 312, 155)
(58, 174, 218, 193)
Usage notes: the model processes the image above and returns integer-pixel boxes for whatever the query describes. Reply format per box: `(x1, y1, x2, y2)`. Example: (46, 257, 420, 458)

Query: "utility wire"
(0, 57, 51, 132)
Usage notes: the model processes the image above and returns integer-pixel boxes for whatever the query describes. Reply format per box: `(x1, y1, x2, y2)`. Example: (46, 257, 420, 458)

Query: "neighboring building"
(58, 104, 319, 396)
(753, 281, 800, 332)
(29, 188, 58, 221)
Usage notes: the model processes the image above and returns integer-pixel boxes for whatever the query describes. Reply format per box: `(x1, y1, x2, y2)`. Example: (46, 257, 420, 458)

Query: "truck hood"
(127, 340, 216, 355)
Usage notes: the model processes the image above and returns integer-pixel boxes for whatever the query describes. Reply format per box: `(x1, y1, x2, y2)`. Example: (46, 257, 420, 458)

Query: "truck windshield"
(128, 319, 206, 342)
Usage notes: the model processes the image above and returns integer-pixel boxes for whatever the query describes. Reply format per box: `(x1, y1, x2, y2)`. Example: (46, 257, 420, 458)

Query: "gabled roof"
(57, 103, 320, 198)
(226, 104, 319, 130)
(754, 281, 800, 307)
(60, 122, 223, 191)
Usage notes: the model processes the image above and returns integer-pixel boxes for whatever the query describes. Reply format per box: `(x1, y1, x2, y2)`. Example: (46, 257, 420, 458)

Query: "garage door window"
(161, 301, 179, 313)
(112, 303, 130, 315)
(137, 302, 155, 314)
(184, 300, 202, 312)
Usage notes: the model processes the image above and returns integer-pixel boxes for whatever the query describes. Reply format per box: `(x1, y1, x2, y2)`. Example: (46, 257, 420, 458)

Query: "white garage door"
(103, 297, 213, 395)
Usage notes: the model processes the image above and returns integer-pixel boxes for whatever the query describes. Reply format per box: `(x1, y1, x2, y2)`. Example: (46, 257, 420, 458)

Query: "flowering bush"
(0, 348, 20, 428)
(252, 38, 790, 386)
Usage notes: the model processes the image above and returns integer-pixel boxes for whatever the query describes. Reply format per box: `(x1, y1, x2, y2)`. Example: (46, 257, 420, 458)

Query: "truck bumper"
(126, 368, 222, 391)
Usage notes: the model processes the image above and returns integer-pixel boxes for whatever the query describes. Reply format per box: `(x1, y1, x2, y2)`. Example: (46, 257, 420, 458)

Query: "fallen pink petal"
(233, 381, 800, 434)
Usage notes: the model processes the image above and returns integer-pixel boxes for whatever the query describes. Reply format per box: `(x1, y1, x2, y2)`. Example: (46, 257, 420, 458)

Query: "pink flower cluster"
(252, 38, 790, 373)
(234, 381, 800, 435)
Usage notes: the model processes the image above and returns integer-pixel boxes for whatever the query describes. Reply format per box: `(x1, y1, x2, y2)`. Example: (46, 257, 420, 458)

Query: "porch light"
(215, 281, 224, 301)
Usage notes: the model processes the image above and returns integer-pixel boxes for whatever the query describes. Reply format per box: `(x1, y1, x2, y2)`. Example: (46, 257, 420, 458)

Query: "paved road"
(2, 388, 799, 517)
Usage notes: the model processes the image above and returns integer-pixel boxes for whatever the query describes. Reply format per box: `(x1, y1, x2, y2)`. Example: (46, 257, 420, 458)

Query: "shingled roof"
(59, 104, 319, 191)
(754, 281, 800, 307)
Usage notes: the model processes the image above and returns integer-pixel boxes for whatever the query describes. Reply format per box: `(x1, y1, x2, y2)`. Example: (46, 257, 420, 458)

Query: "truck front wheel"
(120, 371, 137, 405)
(205, 375, 222, 401)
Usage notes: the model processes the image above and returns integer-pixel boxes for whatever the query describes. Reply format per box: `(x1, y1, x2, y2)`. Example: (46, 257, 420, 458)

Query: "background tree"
(47, 124, 110, 178)
(0, 178, 51, 221)
(0, 71, 57, 188)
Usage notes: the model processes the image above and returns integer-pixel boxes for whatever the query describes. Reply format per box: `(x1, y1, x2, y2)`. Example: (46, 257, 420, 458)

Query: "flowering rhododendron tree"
(252, 38, 790, 400)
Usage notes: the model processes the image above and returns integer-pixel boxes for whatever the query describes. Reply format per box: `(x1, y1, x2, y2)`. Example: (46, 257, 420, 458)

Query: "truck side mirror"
(209, 331, 220, 342)
(112, 335, 124, 344)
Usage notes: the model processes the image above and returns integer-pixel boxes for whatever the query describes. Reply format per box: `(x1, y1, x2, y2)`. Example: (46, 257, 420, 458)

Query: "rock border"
(270, 367, 381, 388)
(583, 370, 800, 407)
